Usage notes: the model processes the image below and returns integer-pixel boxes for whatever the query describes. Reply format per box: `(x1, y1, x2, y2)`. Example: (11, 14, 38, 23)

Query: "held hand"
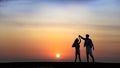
(78, 35, 81, 38)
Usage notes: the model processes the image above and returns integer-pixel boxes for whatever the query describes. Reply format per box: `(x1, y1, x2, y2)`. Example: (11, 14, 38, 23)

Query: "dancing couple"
(72, 34, 95, 62)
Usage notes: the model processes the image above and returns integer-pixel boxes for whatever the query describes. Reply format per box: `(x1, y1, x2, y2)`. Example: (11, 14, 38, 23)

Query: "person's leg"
(78, 48, 81, 62)
(86, 47, 90, 62)
(90, 49, 94, 62)
(90, 53, 94, 62)
(78, 53, 81, 62)
(86, 53, 89, 62)
(75, 50, 77, 62)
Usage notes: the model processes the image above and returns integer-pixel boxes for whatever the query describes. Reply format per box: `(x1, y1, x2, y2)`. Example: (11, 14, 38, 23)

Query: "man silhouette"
(79, 34, 95, 62)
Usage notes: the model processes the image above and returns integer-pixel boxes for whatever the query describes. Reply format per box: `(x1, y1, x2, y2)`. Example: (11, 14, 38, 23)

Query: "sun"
(56, 53, 60, 58)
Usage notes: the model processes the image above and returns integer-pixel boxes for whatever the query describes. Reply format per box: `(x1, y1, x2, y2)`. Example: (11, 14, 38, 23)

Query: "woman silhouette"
(73, 38, 81, 62)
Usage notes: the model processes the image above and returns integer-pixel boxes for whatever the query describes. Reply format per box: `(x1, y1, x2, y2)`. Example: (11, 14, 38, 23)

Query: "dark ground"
(0, 62, 119, 68)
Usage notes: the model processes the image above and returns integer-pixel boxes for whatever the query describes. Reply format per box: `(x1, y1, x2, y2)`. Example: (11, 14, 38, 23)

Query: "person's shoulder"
(89, 38, 92, 41)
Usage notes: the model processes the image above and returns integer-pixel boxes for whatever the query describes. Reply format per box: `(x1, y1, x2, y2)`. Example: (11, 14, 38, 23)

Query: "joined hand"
(78, 35, 81, 38)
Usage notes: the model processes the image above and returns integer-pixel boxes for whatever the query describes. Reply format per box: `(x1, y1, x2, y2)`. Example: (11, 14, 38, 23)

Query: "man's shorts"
(86, 46, 92, 55)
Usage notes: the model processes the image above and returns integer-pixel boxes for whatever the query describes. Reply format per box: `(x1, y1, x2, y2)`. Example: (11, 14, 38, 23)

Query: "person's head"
(75, 38, 79, 42)
(86, 34, 89, 38)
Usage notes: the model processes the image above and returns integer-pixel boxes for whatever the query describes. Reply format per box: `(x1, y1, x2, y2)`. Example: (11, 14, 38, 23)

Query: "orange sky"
(0, 24, 120, 62)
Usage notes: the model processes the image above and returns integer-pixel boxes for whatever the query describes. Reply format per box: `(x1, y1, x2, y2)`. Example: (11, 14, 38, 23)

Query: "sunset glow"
(56, 53, 60, 58)
(0, 0, 120, 63)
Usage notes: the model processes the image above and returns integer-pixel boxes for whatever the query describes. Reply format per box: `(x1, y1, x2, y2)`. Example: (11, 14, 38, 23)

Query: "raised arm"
(78, 38, 81, 44)
(78, 35, 86, 40)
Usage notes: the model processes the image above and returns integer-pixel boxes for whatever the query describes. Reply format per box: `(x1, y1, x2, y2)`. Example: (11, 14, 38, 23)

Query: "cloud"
(0, 0, 93, 27)
(0, 0, 120, 28)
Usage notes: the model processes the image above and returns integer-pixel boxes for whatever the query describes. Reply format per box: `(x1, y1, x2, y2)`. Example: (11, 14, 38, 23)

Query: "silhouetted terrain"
(0, 62, 119, 68)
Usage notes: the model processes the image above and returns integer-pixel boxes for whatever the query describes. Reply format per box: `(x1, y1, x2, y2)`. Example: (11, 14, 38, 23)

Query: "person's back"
(84, 38, 93, 48)
(75, 41, 80, 48)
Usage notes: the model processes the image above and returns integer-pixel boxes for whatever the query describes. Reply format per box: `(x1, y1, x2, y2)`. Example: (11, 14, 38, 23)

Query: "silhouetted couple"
(72, 34, 95, 62)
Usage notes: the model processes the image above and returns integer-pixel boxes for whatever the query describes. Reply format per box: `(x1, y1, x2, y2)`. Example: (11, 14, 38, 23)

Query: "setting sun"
(56, 53, 60, 58)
